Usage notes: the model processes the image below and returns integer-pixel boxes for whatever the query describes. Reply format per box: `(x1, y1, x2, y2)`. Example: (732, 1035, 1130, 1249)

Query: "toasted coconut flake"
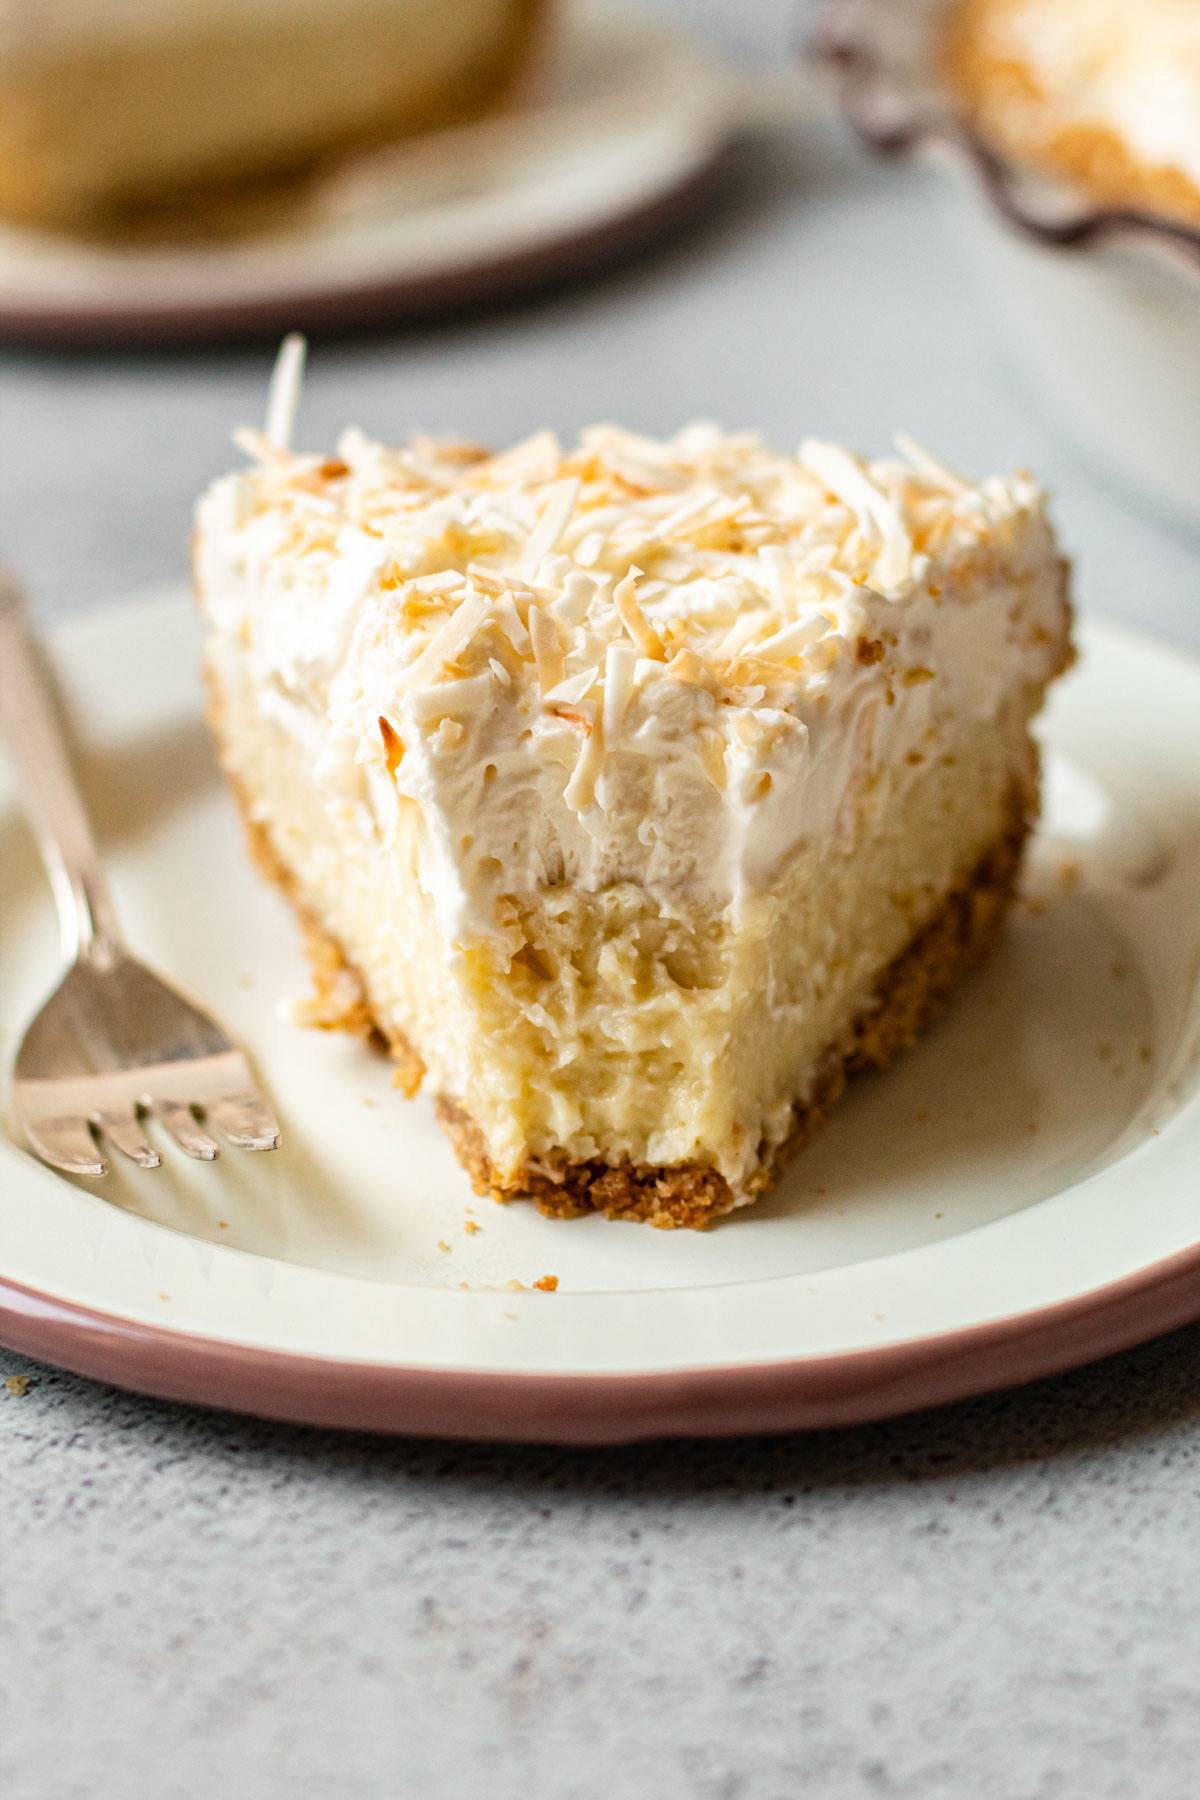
(666, 647, 709, 685)
(613, 567, 666, 661)
(603, 454, 688, 494)
(713, 611, 768, 664)
(603, 643, 636, 742)
(573, 531, 607, 568)
(550, 570, 597, 627)
(410, 673, 491, 725)
(518, 477, 580, 580)
(232, 424, 288, 467)
(801, 439, 913, 592)
(491, 591, 531, 656)
(485, 429, 561, 484)
(698, 728, 729, 791)
(563, 708, 606, 812)
(529, 604, 566, 694)
(581, 423, 676, 462)
(378, 716, 404, 774)
(654, 487, 723, 539)
(545, 668, 598, 706)
(805, 632, 844, 675)
(894, 432, 968, 495)
(467, 564, 529, 599)
(758, 544, 797, 610)
(397, 593, 490, 694)
(264, 334, 307, 452)
(550, 705, 593, 736)
(750, 611, 829, 663)
(410, 571, 469, 595)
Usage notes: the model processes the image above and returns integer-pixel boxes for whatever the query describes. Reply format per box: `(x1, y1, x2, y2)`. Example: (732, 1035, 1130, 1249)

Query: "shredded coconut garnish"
(397, 593, 489, 695)
(264, 334, 307, 452)
(545, 668, 598, 706)
(519, 478, 580, 581)
(563, 709, 605, 813)
(603, 643, 637, 743)
(750, 612, 830, 664)
(216, 408, 1044, 824)
(529, 605, 566, 695)
(613, 568, 666, 661)
(893, 432, 968, 496)
(800, 439, 913, 593)
(491, 590, 531, 656)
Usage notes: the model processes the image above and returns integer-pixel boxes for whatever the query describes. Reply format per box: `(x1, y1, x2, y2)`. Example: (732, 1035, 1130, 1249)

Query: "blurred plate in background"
(0, 4, 802, 347)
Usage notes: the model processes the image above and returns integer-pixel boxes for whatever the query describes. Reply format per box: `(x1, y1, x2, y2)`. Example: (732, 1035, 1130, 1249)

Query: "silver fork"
(0, 568, 280, 1176)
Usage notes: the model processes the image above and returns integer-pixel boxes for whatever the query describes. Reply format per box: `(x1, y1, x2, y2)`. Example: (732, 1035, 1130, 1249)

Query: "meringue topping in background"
(944, 0, 1200, 228)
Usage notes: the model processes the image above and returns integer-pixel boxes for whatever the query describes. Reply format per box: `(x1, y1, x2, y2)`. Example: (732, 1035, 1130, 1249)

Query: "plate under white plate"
(2, 592, 1200, 1392)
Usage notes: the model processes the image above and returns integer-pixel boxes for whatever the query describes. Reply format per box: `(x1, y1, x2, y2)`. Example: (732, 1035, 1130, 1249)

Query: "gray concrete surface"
(5, 3, 1200, 1795)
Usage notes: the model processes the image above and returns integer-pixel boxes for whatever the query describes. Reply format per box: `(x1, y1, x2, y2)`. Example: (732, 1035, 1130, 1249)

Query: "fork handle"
(0, 568, 122, 966)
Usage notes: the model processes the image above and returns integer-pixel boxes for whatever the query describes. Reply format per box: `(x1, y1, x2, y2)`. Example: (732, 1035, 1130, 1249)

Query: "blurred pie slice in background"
(0, 0, 547, 238)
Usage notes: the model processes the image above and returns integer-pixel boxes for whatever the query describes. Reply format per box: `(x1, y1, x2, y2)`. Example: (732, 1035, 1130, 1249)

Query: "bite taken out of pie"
(194, 375, 1073, 1228)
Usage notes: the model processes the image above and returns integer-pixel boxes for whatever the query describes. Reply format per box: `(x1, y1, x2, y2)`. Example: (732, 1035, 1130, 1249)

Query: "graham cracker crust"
(229, 750, 1029, 1229)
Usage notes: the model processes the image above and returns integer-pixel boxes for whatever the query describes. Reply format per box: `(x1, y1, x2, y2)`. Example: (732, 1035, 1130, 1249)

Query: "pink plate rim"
(4, 1235, 1200, 1441)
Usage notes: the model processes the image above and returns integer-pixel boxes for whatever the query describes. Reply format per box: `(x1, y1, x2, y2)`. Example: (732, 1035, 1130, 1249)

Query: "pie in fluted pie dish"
(194, 379, 1073, 1227)
(944, 0, 1200, 230)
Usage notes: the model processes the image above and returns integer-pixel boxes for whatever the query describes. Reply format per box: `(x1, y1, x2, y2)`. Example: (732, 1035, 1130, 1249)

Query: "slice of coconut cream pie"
(195, 354, 1072, 1226)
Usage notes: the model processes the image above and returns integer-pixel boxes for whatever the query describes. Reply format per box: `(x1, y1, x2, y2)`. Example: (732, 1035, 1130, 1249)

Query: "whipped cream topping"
(964, 0, 1200, 195)
(195, 418, 1067, 956)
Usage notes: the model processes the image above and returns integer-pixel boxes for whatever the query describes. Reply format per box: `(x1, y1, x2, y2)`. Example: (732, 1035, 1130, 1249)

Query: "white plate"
(0, 6, 755, 346)
(2, 592, 1200, 1440)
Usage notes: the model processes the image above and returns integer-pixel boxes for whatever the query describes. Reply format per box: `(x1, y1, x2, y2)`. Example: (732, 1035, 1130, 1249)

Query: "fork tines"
(15, 1051, 281, 1178)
